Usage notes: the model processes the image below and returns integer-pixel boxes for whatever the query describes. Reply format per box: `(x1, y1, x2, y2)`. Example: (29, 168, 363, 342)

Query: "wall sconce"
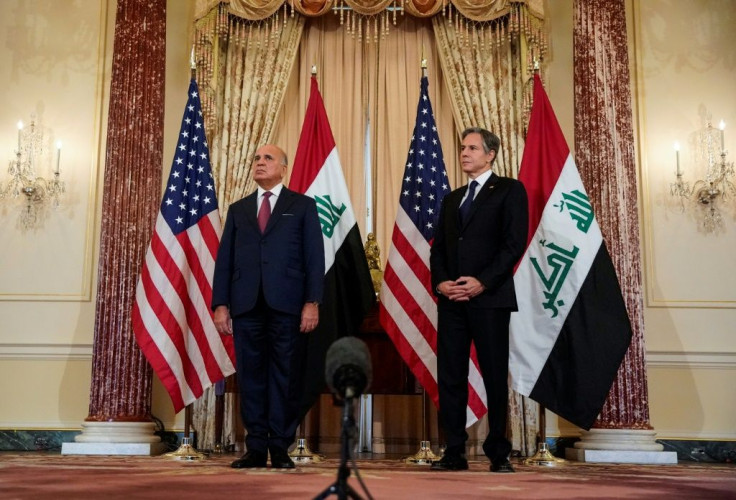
(0, 116, 65, 229)
(670, 121, 735, 233)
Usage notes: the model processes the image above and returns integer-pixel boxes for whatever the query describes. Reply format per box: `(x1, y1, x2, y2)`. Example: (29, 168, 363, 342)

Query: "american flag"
(379, 76, 488, 427)
(132, 78, 236, 413)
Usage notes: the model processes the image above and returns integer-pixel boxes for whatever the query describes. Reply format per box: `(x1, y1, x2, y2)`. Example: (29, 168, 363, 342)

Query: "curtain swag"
(196, 0, 544, 22)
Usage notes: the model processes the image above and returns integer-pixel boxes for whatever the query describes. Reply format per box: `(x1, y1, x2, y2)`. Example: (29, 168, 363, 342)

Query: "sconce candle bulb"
(17, 120, 23, 151)
(674, 142, 681, 176)
(55, 141, 62, 174)
(719, 120, 725, 152)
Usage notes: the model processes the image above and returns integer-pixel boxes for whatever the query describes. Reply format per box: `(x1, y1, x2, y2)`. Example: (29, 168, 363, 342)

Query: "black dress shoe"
(269, 450, 295, 469)
(430, 454, 469, 471)
(490, 459, 515, 473)
(231, 450, 267, 468)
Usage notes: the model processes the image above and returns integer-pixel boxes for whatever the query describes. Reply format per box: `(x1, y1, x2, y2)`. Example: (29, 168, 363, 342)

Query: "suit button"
(459, 237, 463, 241)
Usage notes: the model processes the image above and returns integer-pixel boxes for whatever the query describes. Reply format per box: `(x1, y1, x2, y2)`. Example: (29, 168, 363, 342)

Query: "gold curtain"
(433, 3, 545, 178)
(191, 0, 545, 456)
(194, 5, 304, 214)
(271, 13, 459, 453)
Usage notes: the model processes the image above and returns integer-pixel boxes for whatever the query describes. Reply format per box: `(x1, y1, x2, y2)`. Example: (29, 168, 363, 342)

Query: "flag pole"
(520, 59, 564, 467)
(523, 404, 565, 466)
(162, 50, 208, 462)
(213, 378, 226, 454)
(403, 53, 440, 466)
(288, 63, 327, 465)
(164, 404, 207, 461)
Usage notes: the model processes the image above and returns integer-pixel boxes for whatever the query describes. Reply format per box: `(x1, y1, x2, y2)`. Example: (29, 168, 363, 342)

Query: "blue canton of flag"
(399, 76, 451, 241)
(161, 80, 218, 233)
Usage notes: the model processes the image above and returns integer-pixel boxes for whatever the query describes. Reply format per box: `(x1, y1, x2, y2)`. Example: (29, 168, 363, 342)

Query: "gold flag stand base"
(289, 438, 325, 463)
(403, 440, 439, 465)
(523, 442, 565, 467)
(164, 437, 207, 461)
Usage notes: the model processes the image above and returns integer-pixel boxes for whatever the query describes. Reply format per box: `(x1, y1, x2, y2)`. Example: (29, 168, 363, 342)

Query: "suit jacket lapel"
(263, 187, 296, 235)
(244, 191, 259, 231)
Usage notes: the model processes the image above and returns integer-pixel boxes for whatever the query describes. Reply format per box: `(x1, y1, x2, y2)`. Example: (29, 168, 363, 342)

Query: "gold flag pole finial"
(190, 47, 196, 79)
(421, 47, 427, 78)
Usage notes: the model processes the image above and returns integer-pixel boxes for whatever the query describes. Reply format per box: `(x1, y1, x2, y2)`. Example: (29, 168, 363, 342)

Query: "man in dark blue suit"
(212, 144, 325, 469)
(430, 128, 528, 474)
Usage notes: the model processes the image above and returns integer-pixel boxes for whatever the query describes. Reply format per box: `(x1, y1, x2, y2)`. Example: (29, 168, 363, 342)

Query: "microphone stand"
(314, 391, 364, 500)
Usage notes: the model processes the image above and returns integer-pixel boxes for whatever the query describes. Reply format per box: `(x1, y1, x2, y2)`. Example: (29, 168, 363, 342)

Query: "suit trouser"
(232, 304, 305, 455)
(436, 302, 512, 462)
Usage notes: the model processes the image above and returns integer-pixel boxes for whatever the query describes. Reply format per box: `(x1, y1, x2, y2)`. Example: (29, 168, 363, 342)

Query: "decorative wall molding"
(2, 344, 733, 370)
(0, 343, 93, 361)
(646, 351, 736, 370)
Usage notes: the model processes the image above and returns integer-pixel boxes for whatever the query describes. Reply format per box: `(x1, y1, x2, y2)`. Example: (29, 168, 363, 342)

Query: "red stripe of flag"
(154, 231, 224, 383)
(290, 76, 336, 193)
(197, 213, 221, 261)
(379, 305, 440, 406)
(138, 248, 204, 397)
(382, 263, 437, 350)
(131, 304, 186, 411)
(518, 74, 571, 245)
(390, 222, 435, 297)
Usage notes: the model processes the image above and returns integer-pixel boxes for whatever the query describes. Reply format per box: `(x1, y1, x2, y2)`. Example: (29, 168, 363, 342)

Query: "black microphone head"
(325, 336, 372, 398)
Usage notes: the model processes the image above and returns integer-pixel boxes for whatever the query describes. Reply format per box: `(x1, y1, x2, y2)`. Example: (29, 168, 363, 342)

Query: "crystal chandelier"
(0, 116, 65, 229)
(670, 120, 735, 233)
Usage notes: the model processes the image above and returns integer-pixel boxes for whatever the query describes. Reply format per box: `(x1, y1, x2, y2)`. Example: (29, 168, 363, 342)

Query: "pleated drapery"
(191, 0, 546, 455)
(87, 0, 166, 423)
(573, 0, 651, 430)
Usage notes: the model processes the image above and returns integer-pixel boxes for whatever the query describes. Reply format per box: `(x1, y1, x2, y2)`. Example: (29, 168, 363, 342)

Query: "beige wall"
(1, 0, 734, 442)
(0, 0, 191, 432)
(632, 0, 736, 439)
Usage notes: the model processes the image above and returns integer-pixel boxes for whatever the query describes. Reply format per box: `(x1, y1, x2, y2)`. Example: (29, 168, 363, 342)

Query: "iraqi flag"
(289, 76, 376, 418)
(509, 74, 632, 430)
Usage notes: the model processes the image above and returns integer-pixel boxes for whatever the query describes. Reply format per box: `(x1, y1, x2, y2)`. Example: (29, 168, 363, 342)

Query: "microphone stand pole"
(523, 403, 564, 466)
(314, 392, 363, 500)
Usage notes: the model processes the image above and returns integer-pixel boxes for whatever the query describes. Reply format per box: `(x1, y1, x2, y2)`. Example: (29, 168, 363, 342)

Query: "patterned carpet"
(1, 453, 735, 499)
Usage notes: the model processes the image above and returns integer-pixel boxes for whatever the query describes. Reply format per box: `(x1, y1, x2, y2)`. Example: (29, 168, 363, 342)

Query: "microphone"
(325, 337, 372, 399)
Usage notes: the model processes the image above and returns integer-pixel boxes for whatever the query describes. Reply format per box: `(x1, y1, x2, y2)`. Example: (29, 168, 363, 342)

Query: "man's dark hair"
(462, 127, 501, 163)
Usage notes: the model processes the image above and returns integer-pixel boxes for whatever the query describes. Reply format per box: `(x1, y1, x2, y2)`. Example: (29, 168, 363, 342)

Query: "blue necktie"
(459, 180, 478, 225)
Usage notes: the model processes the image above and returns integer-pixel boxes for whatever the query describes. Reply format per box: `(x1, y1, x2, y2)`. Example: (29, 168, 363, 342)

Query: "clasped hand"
(439, 276, 485, 301)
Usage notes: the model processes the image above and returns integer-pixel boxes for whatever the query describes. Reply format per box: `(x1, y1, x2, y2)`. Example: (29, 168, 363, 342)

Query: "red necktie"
(258, 191, 272, 233)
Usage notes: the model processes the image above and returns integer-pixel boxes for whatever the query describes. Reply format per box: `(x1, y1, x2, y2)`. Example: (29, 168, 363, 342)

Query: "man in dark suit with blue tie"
(430, 128, 528, 473)
(212, 144, 325, 469)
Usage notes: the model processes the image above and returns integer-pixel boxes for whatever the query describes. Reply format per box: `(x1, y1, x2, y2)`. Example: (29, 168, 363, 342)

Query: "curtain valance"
(195, 0, 544, 22)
